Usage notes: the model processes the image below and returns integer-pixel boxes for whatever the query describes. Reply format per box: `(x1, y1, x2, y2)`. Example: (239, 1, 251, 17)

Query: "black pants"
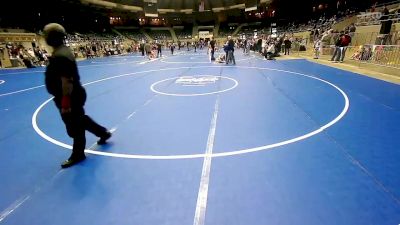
(266, 52, 274, 60)
(55, 89, 107, 158)
(157, 49, 162, 57)
(331, 47, 340, 61)
(226, 50, 235, 64)
(210, 48, 215, 60)
(285, 47, 290, 55)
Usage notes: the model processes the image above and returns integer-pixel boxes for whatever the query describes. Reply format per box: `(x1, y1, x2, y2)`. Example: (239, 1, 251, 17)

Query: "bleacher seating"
(146, 30, 172, 41)
(175, 29, 192, 39)
(119, 31, 148, 41)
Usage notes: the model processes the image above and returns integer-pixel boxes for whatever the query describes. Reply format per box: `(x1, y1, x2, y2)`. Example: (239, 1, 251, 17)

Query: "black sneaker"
(97, 131, 112, 145)
(61, 155, 86, 169)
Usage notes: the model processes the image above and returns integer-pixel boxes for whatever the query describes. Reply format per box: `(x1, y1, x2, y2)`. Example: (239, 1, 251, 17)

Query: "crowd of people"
(2, 0, 400, 69)
(64, 33, 131, 58)
(311, 28, 353, 62)
(68, 41, 133, 59)
(2, 42, 49, 68)
(357, 6, 400, 26)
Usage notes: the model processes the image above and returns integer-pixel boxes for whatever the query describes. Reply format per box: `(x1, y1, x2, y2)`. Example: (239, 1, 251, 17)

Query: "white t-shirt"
(267, 44, 275, 53)
(262, 39, 267, 48)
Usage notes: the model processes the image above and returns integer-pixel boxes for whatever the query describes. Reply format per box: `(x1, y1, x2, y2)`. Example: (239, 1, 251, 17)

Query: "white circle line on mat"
(32, 65, 350, 160)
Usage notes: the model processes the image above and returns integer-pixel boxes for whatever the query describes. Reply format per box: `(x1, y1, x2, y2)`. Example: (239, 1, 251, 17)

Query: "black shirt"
(210, 40, 215, 48)
(284, 40, 292, 48)
(227, 39, 235, 51)
(45, 45, 83, 98)
(228, 39, 234, 47)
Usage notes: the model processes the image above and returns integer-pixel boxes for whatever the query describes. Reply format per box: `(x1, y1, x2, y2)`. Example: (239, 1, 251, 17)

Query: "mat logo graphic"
(175, 76, 219, 86)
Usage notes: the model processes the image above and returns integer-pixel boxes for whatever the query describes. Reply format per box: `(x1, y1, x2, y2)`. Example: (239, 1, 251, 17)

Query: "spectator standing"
(144, 42, 151, 59)
(331, 31, 344, 61)
(333, 31, 351, 62)
(284, 37, 292, 55)
(140, 40, 145, 56)
(313, 38, 322, 59)
(338, 32, 352, 62)
(157, 41, 162, 57)
(170, 42, 175, 55)
(226, 37, 236, 65)
(209, 37, 216, 61)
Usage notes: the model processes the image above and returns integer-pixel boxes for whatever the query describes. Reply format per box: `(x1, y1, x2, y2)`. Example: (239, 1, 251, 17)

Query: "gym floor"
(0, 49, 399, 225)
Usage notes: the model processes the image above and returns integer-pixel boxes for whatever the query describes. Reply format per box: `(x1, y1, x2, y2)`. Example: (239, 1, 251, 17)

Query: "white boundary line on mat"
(32, 65, 350, 160)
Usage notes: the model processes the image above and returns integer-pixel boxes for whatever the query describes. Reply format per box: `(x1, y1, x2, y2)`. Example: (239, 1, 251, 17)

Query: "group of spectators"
(0, 32, 139, 68)
(65, 33, 127, 57)
(312, 28, 353, 61)
(243, 34, 296, 60)
(69, 41, 132, 59)
(328, 31, 352, 62)
(137, 39, 210, 59)
(350, 45, 374, 61)
(2, 42, 48, 68)
(138, 40, 179, 59)
(281, 12, 354, 36)
(3, 0, 398, 69)
(205, 34, 287, 61)
(311, 3, 400, 62)
(357, 6, 400, 26)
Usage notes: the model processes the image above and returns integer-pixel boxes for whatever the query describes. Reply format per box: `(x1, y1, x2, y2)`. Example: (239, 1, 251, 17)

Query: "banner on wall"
(199, 31, 212, 39)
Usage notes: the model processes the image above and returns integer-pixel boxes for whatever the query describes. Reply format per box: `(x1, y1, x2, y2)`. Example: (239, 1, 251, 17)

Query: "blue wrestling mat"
(0, 49, 399, 225)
